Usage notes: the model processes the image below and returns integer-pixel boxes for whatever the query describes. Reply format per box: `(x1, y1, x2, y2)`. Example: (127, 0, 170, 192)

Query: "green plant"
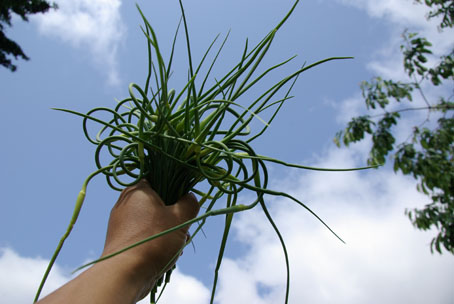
(35, 1, 374, 302)
(335, 0, 453, 255)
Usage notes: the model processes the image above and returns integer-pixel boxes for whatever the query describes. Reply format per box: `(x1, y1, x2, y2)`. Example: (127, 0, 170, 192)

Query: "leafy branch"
(335, 0, 454, 254)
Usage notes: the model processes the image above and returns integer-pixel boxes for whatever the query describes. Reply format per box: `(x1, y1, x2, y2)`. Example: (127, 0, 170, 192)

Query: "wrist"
(97, 250, 158, 301)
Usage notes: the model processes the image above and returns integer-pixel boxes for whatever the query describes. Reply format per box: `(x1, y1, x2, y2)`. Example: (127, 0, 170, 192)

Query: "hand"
(37, 180, 199, 304)
(102, 179, 200, 295)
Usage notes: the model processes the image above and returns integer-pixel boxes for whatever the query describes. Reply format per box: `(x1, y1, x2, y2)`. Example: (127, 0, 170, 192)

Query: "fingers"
(122, 179, 199, 228)
(123, 179, 164, 206)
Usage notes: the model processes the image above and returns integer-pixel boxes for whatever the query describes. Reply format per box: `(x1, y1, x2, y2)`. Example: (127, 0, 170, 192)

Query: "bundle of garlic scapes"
(35, 1, 374, 303)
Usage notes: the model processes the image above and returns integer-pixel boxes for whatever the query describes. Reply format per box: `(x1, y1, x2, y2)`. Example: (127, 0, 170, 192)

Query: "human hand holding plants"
(103, 179, 200, 299)
(37, 180, 199, 304)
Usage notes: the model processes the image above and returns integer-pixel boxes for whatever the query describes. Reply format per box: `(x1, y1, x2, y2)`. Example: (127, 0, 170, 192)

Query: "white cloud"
(0, 248, 70, 303)
(0, 248, 209, 304)
(33, 0, 126, 85)
(334, 92, 366, 124)
(214, 146, 454, 304)
(335, 0, 429, 27)
(138, 269, 210, 304)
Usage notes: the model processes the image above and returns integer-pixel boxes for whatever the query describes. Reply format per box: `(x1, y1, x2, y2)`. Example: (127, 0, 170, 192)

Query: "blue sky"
(0, 0, 453, 303)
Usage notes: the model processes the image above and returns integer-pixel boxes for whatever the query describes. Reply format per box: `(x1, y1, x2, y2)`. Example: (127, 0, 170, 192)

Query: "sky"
(0, 0, 453, 303)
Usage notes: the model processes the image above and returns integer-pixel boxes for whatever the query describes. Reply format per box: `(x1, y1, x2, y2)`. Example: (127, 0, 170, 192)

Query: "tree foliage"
(335, 0, 454, 254)
(0, 0, 56, 71)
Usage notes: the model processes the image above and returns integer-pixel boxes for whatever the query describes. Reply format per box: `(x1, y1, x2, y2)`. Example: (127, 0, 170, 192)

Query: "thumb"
(169, 192, 200, 231)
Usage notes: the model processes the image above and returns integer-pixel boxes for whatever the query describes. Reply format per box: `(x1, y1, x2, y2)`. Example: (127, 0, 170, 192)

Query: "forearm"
(36, 254, 155, 304)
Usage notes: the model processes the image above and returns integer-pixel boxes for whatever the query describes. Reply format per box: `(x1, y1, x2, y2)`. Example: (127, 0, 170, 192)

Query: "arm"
(37, 179, 199, 304)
